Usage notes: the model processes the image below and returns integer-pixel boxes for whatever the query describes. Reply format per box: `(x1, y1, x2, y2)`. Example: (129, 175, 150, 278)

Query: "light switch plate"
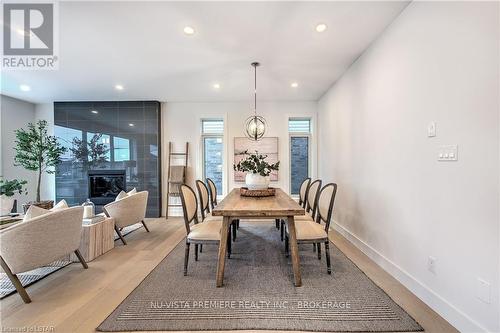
(427, 122, 436, 137)
(438, 145, 458, 161)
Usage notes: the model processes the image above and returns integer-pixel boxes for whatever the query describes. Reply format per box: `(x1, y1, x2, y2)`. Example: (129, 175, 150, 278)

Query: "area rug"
(0, 259, 71, 299)
(98, 222, 423, 332)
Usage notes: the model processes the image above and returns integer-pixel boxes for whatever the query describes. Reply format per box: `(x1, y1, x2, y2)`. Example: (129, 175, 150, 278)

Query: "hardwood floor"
(0, 218, 458, 333)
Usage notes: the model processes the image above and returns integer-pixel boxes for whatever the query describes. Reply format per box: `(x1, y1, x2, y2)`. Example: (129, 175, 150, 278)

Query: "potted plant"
(14, 120, 67, 211)
(0, 178, 27, 215)
(233, 150, 280, 190)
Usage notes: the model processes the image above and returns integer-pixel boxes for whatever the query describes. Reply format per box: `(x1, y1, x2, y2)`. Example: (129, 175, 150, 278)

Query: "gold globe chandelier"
(244, 62, 266, 141)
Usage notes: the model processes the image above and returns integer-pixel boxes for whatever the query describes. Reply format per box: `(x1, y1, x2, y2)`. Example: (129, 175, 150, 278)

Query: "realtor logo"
(2, 1, 59, 69)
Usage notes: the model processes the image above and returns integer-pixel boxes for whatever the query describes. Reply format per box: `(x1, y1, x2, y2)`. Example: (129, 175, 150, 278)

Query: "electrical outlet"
(427, 256, 436, 274)
(476, 278, 491, 304)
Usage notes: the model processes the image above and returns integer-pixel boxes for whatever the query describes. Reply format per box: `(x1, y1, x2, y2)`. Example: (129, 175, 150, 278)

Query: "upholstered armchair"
(0, 206, 87, 303)
(102, 191, 149, 245)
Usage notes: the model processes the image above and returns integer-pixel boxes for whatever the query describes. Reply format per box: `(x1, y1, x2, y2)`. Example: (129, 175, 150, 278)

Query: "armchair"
(0, 206, 87, 303)
(102, 191, 149, 245)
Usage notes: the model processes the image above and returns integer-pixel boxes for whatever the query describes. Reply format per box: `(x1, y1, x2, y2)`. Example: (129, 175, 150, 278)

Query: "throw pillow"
(23, 205, 50, 222)
(115, 191, 128, 201)
(51, 199, 69, 211)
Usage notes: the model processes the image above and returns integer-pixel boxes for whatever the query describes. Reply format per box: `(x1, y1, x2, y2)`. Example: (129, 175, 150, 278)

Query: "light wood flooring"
(0, 218, 459, 333)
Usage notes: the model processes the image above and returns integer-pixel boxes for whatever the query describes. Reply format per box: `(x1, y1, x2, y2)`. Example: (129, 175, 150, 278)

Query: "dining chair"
(195, 180, 212, 221)
(279, 177, 311, 237)
(206, 178, 218, 210)
(281, 178, 321, 241)
(205, 178, 239, 240)
(179, 184, 231, 276)
(298, 177, 312, 208)
(195, 180, 232, 253)
(284, 183, 338, 274)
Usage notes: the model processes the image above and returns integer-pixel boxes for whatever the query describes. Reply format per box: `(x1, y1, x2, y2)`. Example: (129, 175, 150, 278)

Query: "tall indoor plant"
(234, 150, 279, 190)
(0, 178, 27, 215)
(14, 120, 67, 209)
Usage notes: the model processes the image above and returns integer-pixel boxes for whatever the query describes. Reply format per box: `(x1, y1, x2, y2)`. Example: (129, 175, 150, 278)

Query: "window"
(55, 125, 82, 161)
(114, 136, 131, 161)
(87, 132, 111, 161)
(289, 118, 311, 195)
(202, 119, 224, 195)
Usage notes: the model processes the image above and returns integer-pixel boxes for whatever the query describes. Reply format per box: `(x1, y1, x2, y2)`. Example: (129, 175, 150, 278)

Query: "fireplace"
(88, 170, 126, 207)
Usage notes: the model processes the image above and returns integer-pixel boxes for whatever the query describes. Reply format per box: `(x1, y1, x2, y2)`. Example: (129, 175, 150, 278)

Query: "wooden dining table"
(211, 188, 305, 287)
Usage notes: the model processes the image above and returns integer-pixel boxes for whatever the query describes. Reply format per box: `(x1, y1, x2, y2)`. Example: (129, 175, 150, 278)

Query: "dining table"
(211, 188, 305, 287)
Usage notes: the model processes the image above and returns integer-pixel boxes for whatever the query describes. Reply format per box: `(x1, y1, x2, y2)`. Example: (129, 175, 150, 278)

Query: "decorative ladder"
(165, 142, 188, 219)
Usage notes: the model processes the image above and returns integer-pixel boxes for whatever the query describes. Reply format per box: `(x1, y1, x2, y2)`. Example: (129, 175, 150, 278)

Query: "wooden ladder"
(166, 142, 189, 219)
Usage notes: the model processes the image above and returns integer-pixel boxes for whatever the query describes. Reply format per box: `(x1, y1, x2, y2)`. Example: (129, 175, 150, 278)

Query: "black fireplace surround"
(54, 101, 161, 217)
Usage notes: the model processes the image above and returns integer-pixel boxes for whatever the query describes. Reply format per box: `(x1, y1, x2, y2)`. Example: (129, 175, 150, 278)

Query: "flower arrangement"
(233, 150, 280, 177)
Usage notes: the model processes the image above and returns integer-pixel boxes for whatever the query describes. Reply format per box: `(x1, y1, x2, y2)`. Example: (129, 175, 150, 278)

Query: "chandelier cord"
(254, 63, 257, 115)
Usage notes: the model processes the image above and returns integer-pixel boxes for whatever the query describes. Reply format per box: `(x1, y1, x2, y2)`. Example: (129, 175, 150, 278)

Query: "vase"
(82, 199, 95, 218)
(0, 195, 15, 216)
(245, 173, 270, 190)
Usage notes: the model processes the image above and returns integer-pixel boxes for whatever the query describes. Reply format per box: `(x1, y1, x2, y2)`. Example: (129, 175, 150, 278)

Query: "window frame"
(200, 119, 225, 197)
(288, 117, 312, 197)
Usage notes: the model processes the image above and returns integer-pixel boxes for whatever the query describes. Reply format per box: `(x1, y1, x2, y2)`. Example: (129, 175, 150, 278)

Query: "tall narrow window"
(113, 136, 131, 161)
(201, 119, 224, 195)
(289, 118, 311, 195)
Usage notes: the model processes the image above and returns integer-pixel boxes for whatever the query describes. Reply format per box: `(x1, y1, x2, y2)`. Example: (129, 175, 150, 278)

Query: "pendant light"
(244, 62, 266, 141)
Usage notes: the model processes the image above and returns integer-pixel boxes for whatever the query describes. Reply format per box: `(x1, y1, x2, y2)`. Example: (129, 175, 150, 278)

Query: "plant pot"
(245, 173, 270, 190)
(0, 195, 15, 216)
(22, 200, 54, 214)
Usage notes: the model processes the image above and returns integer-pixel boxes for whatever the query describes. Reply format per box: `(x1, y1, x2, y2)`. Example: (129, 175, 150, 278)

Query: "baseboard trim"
(331, 220, 488, 333)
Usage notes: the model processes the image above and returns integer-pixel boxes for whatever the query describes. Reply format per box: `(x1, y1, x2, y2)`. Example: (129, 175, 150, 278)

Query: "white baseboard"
(331, 220, 488, 333)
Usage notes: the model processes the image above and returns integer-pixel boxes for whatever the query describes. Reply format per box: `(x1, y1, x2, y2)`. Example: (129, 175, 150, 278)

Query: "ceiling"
(1, 1, 409, 104)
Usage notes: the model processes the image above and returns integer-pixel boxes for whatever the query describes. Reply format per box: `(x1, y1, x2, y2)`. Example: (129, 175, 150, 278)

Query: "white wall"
(317, 2, 499, 332)
(162, 101, 317, 216)
(35, 103, 56, 201)
(0, 95, 38, 208)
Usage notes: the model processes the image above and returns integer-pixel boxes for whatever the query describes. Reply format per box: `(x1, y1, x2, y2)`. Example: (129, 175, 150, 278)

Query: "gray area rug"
(98, 222, 423, 332)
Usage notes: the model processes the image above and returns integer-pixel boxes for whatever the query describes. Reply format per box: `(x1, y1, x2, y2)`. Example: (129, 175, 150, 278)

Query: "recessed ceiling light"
(91, 110, 99, 114)
(315, 23, 327, 33)
(128, 123, 135, 127)
(213, 83, 220, 89)
(291, 82, 299, 88)
(19, 84, 31, 92)
(115, 84, 124, 91)
(183, 26, 195, 35)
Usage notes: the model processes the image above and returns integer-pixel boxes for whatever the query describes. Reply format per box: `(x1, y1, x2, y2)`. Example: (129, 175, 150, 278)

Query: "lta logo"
(2, 1, 59, 69)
